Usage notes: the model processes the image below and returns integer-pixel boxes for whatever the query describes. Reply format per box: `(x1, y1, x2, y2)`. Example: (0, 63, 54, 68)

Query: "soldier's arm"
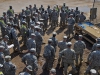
(22, 55, 27, 64)
(34, 57, 38, 71)
(59, 50, 64, 58)
(72, 51, 76, 60)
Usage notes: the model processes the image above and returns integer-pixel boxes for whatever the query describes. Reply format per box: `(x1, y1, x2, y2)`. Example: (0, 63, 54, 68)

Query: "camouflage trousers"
(42, 58, 54, 70)
(13, 38, 20, 51)
(36, 44, 42, 56)
(75, 50, 84, 65)
(63, 62, 76, 75)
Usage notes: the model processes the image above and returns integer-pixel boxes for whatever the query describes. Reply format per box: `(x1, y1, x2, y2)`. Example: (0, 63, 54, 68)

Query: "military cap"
(9, 16, 13, 19)
(67, 42, 72, 45)
(4, 35, 9, 39)
(35, 26, 41, 30)
(63, 36, 67, 39)
(90, 69, 97, 74)
(96, 44, 100, 48)
(22, 15, 26, 17)
(0, 16, 4, 19)
(0, 46, 5, 49)
(53, 32, 57, 35)
(79, 35, 83, 38)
(26, 65, 33, 71)
(5, 55, 11, 59)
(96, 38, 100, 41)
(7, 22, 11, 25)
(50, 68, 56, 73)
(70, 14, 73, 16)
(0, 64, 3, 68)
(31, 33, 36, 36)
(35, 13, 38, 15)
(68, 74, 72, 75)
(22, 21, 26, 24)
(36, 21, 40, 25)
(31, 24, 35, 27)
(30, 48, 36, 52)
(40, 22, 44, 25)
(48, 39, 53, 42)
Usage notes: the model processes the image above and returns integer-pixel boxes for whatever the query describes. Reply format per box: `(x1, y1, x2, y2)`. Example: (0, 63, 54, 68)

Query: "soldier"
(50, 32, 58, 52)
(84, 44, 100, 75)
(25, 7, 31, 27)
(3, 55, 16, 75)
(13, 14, 19, 27)
(67, 14, 75, 37)
(0, 17, 6, 38)
(61, 3, 66, 11)
(22, 48, 38, 75)
(29, 17, 35, 27)
(2, 35, 10, 56)
(7, 6, 14, 17)
(35, 26, 43, 57)
(8, 16, 14, 26)
(75, 7, 80, 23)
(3, 12, 8, 24)
(6, 22, 13, 43)
(43, 39, 55, 70)
(39, 5, 44, 12)
(27, 24, 35, 38)
(34, 13, 39, 23)
(19, 65, 33, 75)
(59, 42, 77, 75)
(21, 21, 27, 45)
(0, 46, 5, 64)
(26, 33, 36, 51)
(11, 24, 20, 53)
(60, 10, 67, 28)
(51, 9, 58, 28)
(20, 15, 26, 25)
(47, 5, 52, 23)
(42, 10, 49, 30)
(73, 35, 86, 66)
(33, 4, 37, 12)
(79, 12, 86, 23)
(0, 64, 4, 75)
(19, 9, 26, 20)
(69, 9, 75, 18)
(50, 68, 56, 75)
(29, 5, 33, 19)
(58, 36, 67, 66)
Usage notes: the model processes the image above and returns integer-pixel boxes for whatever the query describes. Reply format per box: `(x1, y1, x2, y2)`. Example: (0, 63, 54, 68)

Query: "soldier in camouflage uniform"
(58, 36, 67, 66)
(19, 65, 33, 75)
(21, 21, 27, 45)
(3, 55, 16, 75)
(22, 48, 38, 75)
(0, 46, 5, 64)
(35, 26, 43, 57)
(3, 12, 8, 24)
(84, 44, 100, 75)
(50, 32, 58, 52)
(47, 5, 52, 23)
(73, 35, 86, 65)
(59, 42, 77, 75)
(11, 24, 20, 53)
(0, 17, 6, 38)
(43, 39, 55, 70)
(26, 33, 36, 51)
(7, 6, 14, 17)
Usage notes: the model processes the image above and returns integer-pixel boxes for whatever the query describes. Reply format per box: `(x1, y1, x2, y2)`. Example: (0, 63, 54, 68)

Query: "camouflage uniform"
(35, 31, 43, 56)
(59, 47, 76, 75)
(43, 44, 55, 70)
(0, 52, 5, 64)
(74, 40, 86, 65)
(7, 7, 14, 17)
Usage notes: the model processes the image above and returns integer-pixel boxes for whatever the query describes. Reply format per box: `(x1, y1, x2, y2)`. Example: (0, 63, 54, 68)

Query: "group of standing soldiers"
(0, 2, 98, 75)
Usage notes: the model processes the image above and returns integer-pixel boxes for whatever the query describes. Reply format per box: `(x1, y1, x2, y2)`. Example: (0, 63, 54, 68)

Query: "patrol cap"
(67, 42, 72, 46)
(53, 32, 57, 35)
(36, 21, 40, 25)
(0, 46, 5, 50)
(31, 24, 35, 27)
(9, 16, 13, 19)
(0, 64, 3, 68)
(48, 39, 53, 42)
(40, 22, 44, 25)
(22, 15, 26, 18)
(4, 35, 9, 39)
(96, 38, 100, 42)
(50, 68, 56, 73)
(31, 33, 36, 36)
(35, 13, 38, 15)
(79, 35, 83, 38)
(26, 65, 33, 71)
(35, 26, 41, 30)
(96, 44, 100, 48)
(63, 36, 67, 39)
(90, 69, 97, 74)
(0, 16, 4, 19)
(70, 14, 73, 16)
(68, 74, 72, 75)
(22, 21, 26, 24)
(30, 48, 36, 52)
(7, 22, 11, 25)
(5, 55, 11, 59)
